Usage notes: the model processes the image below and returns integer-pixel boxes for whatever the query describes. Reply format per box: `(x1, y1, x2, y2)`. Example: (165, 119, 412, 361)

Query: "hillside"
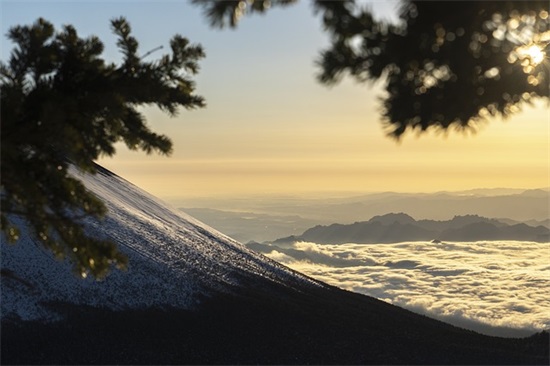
(272, 213, 549, 245)
(1, 166, 317, 322)
(1, 167, 548, 364)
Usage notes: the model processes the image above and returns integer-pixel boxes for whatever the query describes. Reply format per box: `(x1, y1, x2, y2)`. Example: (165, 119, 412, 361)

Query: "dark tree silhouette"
(1, 18, 205, 278)
(193, 0, 549, 137)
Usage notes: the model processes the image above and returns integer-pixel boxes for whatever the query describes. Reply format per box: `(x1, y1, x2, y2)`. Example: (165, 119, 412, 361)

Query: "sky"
(2, 0, 549, 201)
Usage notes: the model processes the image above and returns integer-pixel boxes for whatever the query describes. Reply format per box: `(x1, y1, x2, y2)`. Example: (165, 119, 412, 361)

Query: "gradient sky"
(2, 1, 549, 200)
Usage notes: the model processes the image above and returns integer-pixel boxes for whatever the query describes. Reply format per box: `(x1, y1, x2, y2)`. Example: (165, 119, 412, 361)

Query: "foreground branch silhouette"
(1, 17, 205, 278)
(193, 0, 549, 137)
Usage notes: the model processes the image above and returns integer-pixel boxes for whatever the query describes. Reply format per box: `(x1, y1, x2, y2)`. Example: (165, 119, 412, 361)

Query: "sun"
(509, 43, 547, 74)
(523, 44, 545, 65)
(516, 43, 546, 67)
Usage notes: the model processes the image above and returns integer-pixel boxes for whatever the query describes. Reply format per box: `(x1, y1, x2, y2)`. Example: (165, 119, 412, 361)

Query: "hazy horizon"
(175, 187, 549, 244)
(160, 185, 550, 203)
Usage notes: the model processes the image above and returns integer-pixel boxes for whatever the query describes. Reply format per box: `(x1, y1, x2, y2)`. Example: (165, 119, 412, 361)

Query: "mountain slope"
(1, 165, 319, 322)
(1, 167, 548, 364)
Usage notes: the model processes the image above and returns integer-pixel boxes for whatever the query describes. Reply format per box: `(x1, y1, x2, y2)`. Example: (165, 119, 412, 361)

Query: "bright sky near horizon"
(2, 1, 549, 200)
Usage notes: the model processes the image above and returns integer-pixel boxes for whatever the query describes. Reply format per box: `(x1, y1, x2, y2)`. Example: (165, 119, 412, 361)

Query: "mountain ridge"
(268, 213, 549, 245)
(179, 189, 549, 243)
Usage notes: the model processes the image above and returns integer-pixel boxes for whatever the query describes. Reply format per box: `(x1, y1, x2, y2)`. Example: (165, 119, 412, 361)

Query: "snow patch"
(1, 166, 321, 321)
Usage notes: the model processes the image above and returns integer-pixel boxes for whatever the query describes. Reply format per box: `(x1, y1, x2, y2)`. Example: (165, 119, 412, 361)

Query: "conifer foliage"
(194, 0, 549, 137)
(1, 18, 205, 278)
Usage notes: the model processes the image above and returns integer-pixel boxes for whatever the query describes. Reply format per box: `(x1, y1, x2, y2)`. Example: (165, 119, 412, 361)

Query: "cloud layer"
(265, 240, 549, 337)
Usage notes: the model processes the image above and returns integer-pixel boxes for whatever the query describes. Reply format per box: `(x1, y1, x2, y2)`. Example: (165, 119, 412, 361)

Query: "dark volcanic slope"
(3, 282, 548, 365)
(1, 167, 548, 365)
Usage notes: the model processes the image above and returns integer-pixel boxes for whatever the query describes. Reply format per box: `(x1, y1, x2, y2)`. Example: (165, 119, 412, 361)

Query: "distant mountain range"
(268, 213, 550, 245)
(180, 188, 549, 243)
(4, 168, 547, 364)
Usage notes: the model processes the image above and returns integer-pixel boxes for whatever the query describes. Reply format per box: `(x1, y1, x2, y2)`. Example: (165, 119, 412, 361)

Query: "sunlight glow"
(520, 44, 546, 65)
(511, 42, 548, 74)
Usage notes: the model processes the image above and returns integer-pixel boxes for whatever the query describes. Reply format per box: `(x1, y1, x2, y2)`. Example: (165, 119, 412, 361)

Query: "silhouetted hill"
(273, 213, 549, 244)
(441, 222, 550, 242)
(497, 217, 550, 229)
(300, 221, 437, 244)
(175, 189, 549, 243)
(416, 214, 507, 232)
(519, 189, 550, 197)
(369, 212, 417, 225)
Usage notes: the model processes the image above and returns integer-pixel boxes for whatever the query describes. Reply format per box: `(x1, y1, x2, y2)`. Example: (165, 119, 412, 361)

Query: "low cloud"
(266, 250, 296, 264)
(264, 240, 549, 338)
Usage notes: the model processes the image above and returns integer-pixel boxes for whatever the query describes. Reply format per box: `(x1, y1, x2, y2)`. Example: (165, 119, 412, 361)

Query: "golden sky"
(3, 0, 548, 200)
(97, 95, 549, 199)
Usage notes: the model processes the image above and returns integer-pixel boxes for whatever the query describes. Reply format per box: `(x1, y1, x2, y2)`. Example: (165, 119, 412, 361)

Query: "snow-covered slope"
(1, 166, 321, 321)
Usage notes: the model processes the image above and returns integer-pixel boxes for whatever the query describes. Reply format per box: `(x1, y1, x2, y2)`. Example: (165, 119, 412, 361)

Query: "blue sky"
(2, 1, 548, 200)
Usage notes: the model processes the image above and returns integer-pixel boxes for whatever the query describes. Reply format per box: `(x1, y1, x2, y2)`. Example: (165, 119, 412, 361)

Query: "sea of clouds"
(265, 240, 549, 337)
